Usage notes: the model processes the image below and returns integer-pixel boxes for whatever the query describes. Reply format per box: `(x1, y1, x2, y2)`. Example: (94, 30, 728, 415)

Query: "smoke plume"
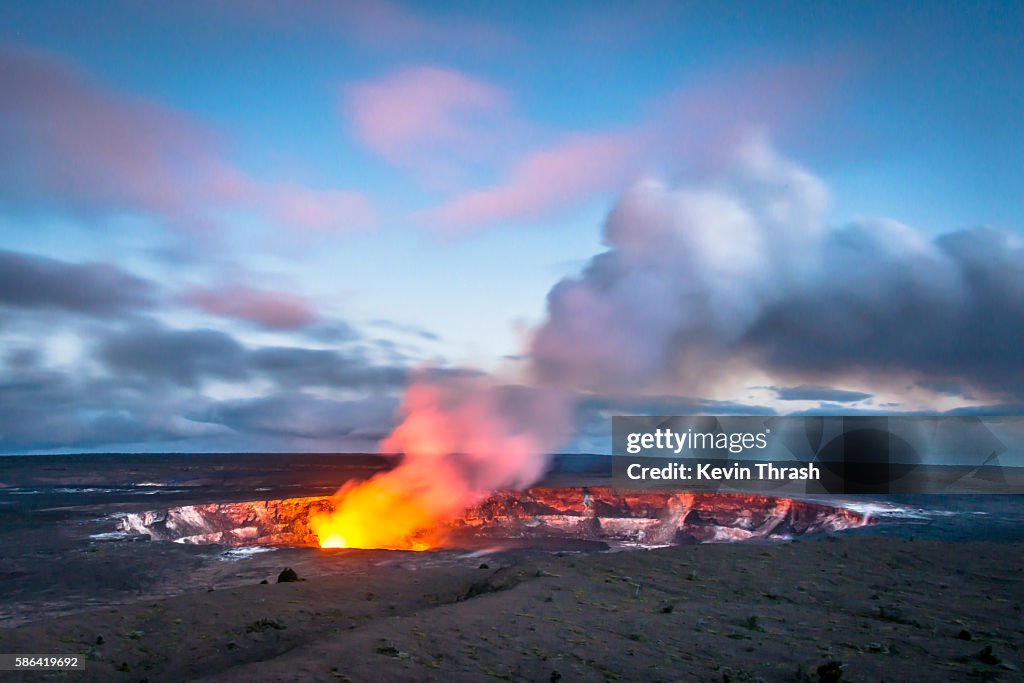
(313, 132, 1023, 548)
(310, 374, 570, 549)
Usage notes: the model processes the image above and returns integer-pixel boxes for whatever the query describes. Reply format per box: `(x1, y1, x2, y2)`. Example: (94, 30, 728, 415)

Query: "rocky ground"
(1, 536, 1022, 682)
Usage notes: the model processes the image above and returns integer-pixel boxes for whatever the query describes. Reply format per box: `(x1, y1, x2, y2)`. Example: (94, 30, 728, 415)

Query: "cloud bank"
(2, 132, 1020, 454)
(531, 133, 1024, 404)
(0, 250, 157, 315)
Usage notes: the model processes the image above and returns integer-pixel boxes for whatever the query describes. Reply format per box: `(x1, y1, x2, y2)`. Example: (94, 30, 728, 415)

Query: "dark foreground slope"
(1, 537, 1021, 682)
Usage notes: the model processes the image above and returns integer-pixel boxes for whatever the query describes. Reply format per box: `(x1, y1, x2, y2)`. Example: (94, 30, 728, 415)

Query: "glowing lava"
(318, 535, 347, 549)
(308, 478, 441, 551)
(308, 376, 566, 551)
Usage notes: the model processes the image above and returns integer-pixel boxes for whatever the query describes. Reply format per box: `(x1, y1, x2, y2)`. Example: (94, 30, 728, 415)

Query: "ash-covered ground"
(0, 454, 1022, 681)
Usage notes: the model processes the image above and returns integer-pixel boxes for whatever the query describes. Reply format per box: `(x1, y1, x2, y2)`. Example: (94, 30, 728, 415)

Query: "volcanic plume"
(309, 376, 570, 549)
(310, 133, 1024, 550)
(531, 132, 1024, 398)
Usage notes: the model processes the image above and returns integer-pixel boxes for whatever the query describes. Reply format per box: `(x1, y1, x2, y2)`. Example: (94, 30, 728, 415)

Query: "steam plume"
(314, 132, 1023, 548)
(533, 133, 1024, 400)
(310, 374, 570, 549)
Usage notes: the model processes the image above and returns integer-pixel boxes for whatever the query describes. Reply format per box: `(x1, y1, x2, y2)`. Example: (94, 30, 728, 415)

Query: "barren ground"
(1, 537, 1022, 682)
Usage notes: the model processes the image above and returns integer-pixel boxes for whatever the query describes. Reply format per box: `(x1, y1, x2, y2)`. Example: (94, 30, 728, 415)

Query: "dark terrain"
(0, 454, 1021, 681)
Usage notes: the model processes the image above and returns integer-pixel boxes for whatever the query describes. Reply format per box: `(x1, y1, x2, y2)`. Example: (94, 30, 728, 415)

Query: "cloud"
(248, 346, 407, 390)
(915, 379, 975, 398)
(0, 356, 402, 452)
(338, 58, 834, 234)
(0, 249, 157, 315)
(0, 317, 412, 451)
(343, 69, 653, 231)
(0, 45, 374, 235)
(577, 392, 778, 418)
(193, 392, 398, 442)
(304, 321, 363, 343)
(344, 65, 534, 190)
(944, 403, 1024, 417)
(745, 225, 1024, 396)
(530, 133, 1024, 403)
(348, 66, 508, 168)
(98, 325, 248, 388)
(0, 247, 412, 451)
(531, 133, 828, 389)
(0, 363, 226, 451)
(4, 347, 41, 369)
(0, 45, 219, 225)
(185, 285, 318, 330)
(424, 132, 638, 232)
(771, 385, 873, 403)
(415, 62, 836, 233)
(96, 321, 407, 390)
(367, 319, 441, 341)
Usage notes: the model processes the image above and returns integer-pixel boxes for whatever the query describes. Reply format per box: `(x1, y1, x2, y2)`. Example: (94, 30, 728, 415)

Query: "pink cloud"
(346, 65, 512, 182)
(0, 45, 217, 223)
(345, 61, 832, 234)
(0, 45, 374, 236)
(344, 65, 646, 229)
(419, 61, 840, 233)
(185, 285, 317, 330)
(424, 133, 639, 232)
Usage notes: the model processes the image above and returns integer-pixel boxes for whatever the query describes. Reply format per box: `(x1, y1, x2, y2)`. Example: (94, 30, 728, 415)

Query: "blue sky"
(0, 1, 1021, 454)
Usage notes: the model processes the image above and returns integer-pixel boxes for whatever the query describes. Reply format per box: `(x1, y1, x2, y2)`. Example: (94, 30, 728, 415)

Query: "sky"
(0, 1, 1021, 454)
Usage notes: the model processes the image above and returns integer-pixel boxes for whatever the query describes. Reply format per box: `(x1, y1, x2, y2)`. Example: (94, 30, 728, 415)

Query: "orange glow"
(318, 534, 347, 549)
(308, 377, 562, 550)
(309, 477, 441, 551)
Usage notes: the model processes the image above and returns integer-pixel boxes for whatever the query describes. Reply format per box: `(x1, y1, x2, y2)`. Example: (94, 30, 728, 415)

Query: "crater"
(114, 488, 872, 550)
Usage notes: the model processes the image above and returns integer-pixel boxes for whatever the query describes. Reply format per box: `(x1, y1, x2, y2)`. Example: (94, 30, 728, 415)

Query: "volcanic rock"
(245, 618, 285, 633)
(816, 660, 844, 683)
(116, 488, 871, 549)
